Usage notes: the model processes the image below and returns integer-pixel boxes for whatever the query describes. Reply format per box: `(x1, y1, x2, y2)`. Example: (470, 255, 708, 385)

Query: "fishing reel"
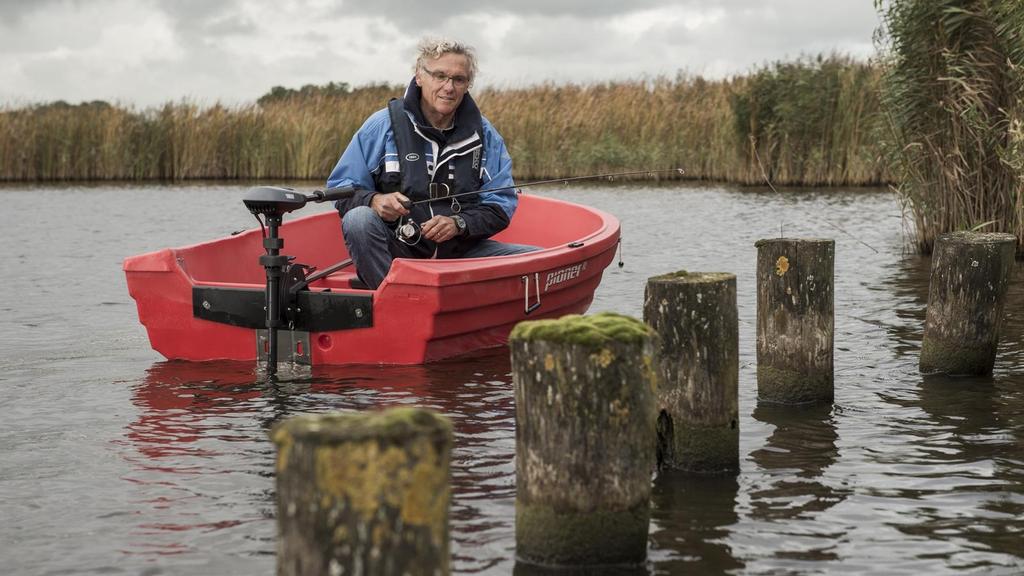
(394, 182, 462, 245)
(396, 217, 422, 245)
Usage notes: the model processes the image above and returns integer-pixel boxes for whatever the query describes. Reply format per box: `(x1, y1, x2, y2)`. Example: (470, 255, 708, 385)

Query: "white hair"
(414, 37, 478, 84)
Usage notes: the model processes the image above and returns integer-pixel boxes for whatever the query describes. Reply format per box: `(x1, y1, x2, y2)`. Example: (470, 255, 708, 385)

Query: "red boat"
(124, 193, 620, 365)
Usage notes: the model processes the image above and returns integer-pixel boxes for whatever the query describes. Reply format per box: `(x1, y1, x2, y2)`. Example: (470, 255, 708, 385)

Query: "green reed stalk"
(875, 0, 1024, 254)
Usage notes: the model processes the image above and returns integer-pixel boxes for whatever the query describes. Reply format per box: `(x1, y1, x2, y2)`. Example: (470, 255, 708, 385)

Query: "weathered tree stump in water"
(920, 231, 1016, 376)
(644, 271, 739, 472)
(270, 408, 452, 576)
(510, 313, 657, 568)
(755, 238, 834, 404)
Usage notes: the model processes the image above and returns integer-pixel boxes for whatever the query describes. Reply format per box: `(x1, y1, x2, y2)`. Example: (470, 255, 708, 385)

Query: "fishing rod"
(403, 168, 686, 207)
(386, 168, 684, 245)
(311, 168, 684, 207)
(309, 169, 685, 245)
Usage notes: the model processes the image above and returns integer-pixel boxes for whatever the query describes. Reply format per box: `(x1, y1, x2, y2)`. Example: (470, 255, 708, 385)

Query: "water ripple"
(2, 183, 1023, 574)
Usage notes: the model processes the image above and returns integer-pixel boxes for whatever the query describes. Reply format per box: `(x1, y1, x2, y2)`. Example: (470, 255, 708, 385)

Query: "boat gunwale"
(130, 194, 620, 290)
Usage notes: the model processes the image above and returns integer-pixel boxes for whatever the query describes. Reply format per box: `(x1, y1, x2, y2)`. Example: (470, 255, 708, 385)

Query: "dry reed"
(0, 56, 886, 186)
(876, 0, 1024, 254)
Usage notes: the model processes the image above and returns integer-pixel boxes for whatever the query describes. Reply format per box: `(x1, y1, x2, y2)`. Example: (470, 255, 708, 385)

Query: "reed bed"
(0, 56, 886, 186)
(876, 0, 1024, 254)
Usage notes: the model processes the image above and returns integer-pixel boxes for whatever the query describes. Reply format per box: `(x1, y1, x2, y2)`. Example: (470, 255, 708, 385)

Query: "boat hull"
(124, 194, 619, 365)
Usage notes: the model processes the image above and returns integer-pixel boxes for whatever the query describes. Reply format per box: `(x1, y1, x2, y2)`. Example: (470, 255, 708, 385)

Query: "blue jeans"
(341, 206, 539, 289)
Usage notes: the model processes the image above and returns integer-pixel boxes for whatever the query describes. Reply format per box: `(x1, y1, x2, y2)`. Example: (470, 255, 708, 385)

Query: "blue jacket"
(327, 81, 518, 258)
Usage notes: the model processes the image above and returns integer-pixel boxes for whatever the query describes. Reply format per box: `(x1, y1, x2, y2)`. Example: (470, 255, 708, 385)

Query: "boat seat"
(312, 269, 369, 291)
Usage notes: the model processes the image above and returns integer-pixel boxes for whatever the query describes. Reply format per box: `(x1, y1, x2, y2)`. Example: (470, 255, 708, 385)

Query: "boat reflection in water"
(123, 348, 517, 571)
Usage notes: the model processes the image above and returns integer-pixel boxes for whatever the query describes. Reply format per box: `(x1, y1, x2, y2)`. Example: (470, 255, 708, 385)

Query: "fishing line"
(750, 135, 879, 254)
(406, 168, 686, 207)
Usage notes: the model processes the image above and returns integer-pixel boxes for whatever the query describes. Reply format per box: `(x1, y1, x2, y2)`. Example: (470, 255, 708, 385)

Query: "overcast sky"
(0, 0, 881, 107)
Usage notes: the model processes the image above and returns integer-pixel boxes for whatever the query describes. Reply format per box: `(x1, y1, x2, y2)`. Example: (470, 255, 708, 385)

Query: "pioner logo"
(543, 262, 588, 292)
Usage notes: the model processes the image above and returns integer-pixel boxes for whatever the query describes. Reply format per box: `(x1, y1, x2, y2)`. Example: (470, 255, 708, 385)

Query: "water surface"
(0, 182, 1021, 575)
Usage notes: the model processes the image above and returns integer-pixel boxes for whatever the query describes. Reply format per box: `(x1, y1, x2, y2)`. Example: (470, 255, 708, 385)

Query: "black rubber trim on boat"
(192, 286, 374, 331)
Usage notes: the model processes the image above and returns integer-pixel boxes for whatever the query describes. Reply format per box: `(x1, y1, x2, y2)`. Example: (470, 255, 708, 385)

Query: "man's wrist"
(451, 214, 467, 236)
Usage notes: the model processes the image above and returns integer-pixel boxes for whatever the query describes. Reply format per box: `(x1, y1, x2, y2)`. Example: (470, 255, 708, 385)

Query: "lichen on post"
(755, 238, 835, 404)
(270, 407, 453, 576)
(510, 312, 657, 568)
(644, 271, 739, 472)
(920, 231, 1016, 376)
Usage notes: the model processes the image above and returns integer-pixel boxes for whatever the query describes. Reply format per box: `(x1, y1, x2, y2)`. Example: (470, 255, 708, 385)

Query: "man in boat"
(326, 37, 537, 289)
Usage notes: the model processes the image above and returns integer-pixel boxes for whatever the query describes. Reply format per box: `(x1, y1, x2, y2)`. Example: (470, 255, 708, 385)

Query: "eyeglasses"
(420, 65, 470, 89)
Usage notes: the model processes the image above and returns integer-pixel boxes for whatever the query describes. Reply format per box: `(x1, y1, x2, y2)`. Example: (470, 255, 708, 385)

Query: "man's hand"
(421, 215, 460, 243)
(370, 192, 411, 221)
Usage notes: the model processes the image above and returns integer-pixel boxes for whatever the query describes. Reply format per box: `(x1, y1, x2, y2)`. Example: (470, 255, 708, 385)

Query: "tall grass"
(0, 88, 395, 181)
(731, 55, 886, 185)
(0, 56, 886, 186)
(875, 0, 1024, 254)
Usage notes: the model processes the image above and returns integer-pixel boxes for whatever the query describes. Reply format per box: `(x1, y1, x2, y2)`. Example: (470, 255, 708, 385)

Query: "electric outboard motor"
(242, 184, 356, 376)
(243, 186, 310, 217)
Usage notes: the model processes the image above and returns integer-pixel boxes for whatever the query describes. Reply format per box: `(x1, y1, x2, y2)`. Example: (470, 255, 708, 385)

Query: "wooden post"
(510, 312, 657, 568)
(755, 238, 835, 404)
(643, 271, 738, 472)
(920, 231, 1016, 375)
(270, 408, 453, 576)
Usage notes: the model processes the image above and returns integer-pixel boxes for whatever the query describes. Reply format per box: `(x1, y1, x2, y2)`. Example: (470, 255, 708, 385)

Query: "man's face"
(416, 53, 471, 125)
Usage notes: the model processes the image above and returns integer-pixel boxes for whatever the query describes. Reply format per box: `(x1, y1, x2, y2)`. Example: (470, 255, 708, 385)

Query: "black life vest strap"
(385, 97, 485, 200)
(387, 98, 429, 198)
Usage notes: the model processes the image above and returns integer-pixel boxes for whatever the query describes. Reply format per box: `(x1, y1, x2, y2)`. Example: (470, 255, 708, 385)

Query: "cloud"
(0, 0, 882, 107)
(0, 0, 66, 23)
(0, 0, 185, 105)
(335, 0, 672, 29)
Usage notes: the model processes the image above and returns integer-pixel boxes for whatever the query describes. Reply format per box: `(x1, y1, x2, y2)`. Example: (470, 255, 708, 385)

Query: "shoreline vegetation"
(3, 31, 1019, 256)
(875, 0, 1024, 255)
(0, 55, 886, 186)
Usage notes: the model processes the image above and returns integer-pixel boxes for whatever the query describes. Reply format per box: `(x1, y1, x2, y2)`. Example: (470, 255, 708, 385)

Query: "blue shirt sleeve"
(479, 117, 518, 219)
(326, 108, 391, 191)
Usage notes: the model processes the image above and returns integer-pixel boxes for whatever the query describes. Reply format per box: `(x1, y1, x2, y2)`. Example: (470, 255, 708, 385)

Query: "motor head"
(243, 186, 308, 217)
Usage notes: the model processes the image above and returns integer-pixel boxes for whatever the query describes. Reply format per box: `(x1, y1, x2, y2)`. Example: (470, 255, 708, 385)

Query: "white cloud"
(0, 0, 182, 104)
(0, 0, 882, 106)
(609, 5, 726, 38)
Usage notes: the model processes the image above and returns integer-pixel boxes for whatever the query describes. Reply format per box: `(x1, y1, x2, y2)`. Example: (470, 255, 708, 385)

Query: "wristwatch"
(451, 214, 467, 236)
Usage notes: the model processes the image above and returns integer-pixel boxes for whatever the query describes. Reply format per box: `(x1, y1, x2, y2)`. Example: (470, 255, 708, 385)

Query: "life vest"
(375, 98, 484, 209)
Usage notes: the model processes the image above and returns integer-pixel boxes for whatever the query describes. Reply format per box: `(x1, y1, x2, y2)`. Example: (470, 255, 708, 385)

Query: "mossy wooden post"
(270, 408, 453, 576)
(920, 231, 1016, 375)
(644, 271, 739, 472)
(510, 313, 657, 568)
(755, 238, 834, 404)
